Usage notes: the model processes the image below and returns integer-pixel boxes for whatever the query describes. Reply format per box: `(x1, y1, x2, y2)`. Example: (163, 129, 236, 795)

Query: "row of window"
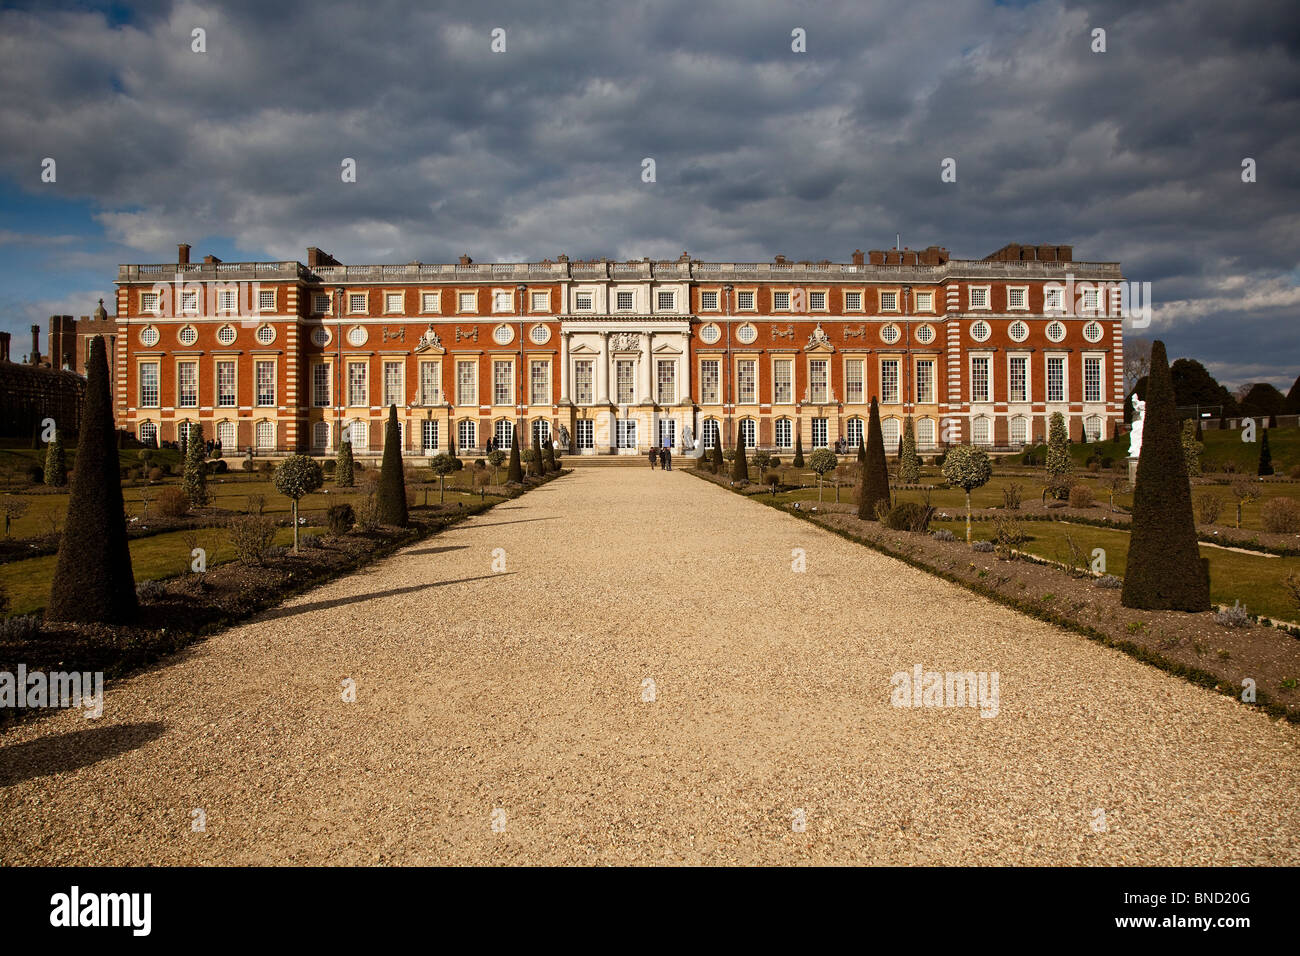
(139, 289, 280, 314)
(970, 354, 1106, 404)
(697, 414, 1106, 450)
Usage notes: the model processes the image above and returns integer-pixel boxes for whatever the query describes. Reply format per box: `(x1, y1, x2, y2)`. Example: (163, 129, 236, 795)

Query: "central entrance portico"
(560, 316, 693, 455)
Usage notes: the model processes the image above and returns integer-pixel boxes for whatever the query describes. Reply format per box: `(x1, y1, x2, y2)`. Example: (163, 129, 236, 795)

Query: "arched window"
(217, 420, 237, 452)
(1010, 416, 1029, 446)
(532, 418, 551, 448)
(1085, 415, 1103, 442)
(702, 419, 720, 449)
(738, 419, 756, 449)
(845, 417, 864, 449)
(916, 417, 936, 447)
(881, 417, 901, 451)
(972, 416, 992, 445)
(457, 418, 476, 452)
(346, 418, 368, 453)
(255, 420, 276, 451)
(138, 422, 158, 448)
(774, 418, 793, 448)
(494, 419, 514, 450)
(312, 420, 330, 452)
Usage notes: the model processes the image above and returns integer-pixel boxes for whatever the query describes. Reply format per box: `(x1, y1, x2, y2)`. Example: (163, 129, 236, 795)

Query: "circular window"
(970, 320, 991, 343)
(1046, 321, 1067, 343)
(1083, 321, 1104, 343)
(529, 324, 550, 345)
(139, 326, 160, 347)
(216, 324, 237, 346)
(700, 323, 721, 345)
(256, 324, 276, 345)
(310, 326, 330, 347)
(914, 324, 935, 345)
(880, 323, 901, 345)
(736, 324, 757, 345)
(493, 324, 514, 345)
(1008, 320, 1029, 343)
(347, 325, 368, 347)
(177, 325, 198, 346)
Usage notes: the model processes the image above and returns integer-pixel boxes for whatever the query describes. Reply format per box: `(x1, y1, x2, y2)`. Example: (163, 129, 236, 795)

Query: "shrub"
(898, 416, 921, 484)
(246, 494, 266, 515)
(1213, 601, 1250, 628)
(326, 503, 355, 535)
(932, 453, 946, 467)
(474, 458, 486, 469)
(46, 336, 138, 624)
(258, 459, 274, 475)
(1068, 485, 1094, 509)
(336, 440, 355, 487)
(858, 398, 891, 520)
(323, 458, 337, 475)
(941, 444, 993, 543)
(1260, 497, 1300, 534)
(135, 579, 167, 602)
(1181, 419, 1203, 478)
(1121, 340, 1210, 612)
(507, 431, 523, 483)
(722, 448, 736, 462)
(148, 466, 163, 481)
(972, 540, 996, 553)
(1002, 482, 1022, 511)
(763, 470, 780, 487)
(882, 501, 933, 533)
(792, 434, 804, 468)
(1258, 429, 1274, 476)
(992, 516, 1027, 556)
(155, 486, 191, 518)
(768, 456, 781, 469)
(300, 533, 323, 550)
(1097, 574, 1122, 589)
(241, 459, 255, 472)
(228, 513, 276, 565)
(0, 614, 43, 641)
(1195, 493, 1224, 525)
(182, 423, 208, 506)
(808, 448, 837, 501)
(1042, 475, 1075, 504)
(1045, 412, 1073, 482)
(210, 459, 228, 474)
(25, 463, 44, 484)
(931, 528, 956, 542)
(1287, 463, 1300, 480)
(354, 493, 381, 531)
(274, 454, 325, 551)
(1230, 478, 1261, 529)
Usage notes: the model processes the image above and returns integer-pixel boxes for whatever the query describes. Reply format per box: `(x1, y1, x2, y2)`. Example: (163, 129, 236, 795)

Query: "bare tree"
(1123, 338, 1152, 394)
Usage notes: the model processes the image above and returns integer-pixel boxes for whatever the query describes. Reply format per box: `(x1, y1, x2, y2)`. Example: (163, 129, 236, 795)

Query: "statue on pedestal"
(1128, 394, 1145, 460)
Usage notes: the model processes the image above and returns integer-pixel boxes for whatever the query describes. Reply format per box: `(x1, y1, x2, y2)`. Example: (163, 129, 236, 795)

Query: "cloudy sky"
(0, 0, 1296, 388)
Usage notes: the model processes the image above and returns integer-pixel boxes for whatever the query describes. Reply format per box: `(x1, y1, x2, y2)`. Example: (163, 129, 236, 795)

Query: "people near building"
(648, 445, 658, 469)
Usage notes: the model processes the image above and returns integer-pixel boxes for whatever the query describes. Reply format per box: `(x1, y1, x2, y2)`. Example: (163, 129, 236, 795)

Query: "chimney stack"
(178, 243, 191, 264)
(458, 254, 473, 265)
(851, 249, 865, 265)
(31, 324, 41, 365)
(0, 332, 11, 363)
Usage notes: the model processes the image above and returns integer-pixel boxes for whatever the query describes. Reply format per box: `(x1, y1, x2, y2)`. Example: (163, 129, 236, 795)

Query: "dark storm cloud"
(0, 0, 1296, 386)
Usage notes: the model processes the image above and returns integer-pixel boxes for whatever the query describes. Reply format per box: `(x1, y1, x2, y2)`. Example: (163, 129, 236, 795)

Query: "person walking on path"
(662, 446, 672, 471)
(648, 445, 658, 469)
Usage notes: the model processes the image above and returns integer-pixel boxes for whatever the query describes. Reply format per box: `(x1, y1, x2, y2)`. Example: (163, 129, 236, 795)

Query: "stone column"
(596, 332, 609, 403)
(559, 331, 571, 404)
(640, 331, 654, 404)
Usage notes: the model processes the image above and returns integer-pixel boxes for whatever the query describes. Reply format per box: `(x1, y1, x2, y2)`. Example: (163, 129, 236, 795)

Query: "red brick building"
(107, 241, 1125, 457)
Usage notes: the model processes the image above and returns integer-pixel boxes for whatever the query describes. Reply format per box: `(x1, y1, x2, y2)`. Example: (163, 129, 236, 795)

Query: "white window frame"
(1007, 286, 1029, 311)
(968, 285, 991, 310)
(879, 289, 900, 313)
(258, 289, 276, 312)
(348, 292, 368, 315)
(735, 289, 757, 312)
(1007, 354, 1030, 405)
(914, 290, 935, 313)
(1046, 354, 1067, 404)
(699, 290, 720, 312)
(843, 289, 864, 313)
(969, 354, 992, 405)
(880, 358, 900, 405)
(420, 290, 442, 314)
(457, 290, 478, 314)
(384, 292, 404, 315)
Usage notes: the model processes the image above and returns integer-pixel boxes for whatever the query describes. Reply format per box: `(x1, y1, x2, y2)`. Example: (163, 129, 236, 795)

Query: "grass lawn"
(930, 517, 1300, 622)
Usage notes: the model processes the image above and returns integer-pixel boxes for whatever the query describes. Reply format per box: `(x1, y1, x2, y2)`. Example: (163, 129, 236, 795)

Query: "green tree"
(47, 336, 138, 623)
(507, 430, 523, 483)
(1180, 419, 1203, 478)
(858, 398, 891, 520)
(487, 448, 507, 483)
(43, 428, 67, 488)
(544, 438, 558, 473)
(1122, 340, 1210, 611)
(1045, 412, 1073, 484)
(274, 454, 324, 552)
(898, 415, 921, 484)
(792, 433, 805, 468)
(429, 453, 456, 503)
(732, 426, 750, 481)
(808, 448, 837, 503)
(181, 423, 208, 505)
(336, 438, 355, 487)
(376, 405, 409, 527)
(1258, 427, 1274, 476)
(941, 445, 993, 544)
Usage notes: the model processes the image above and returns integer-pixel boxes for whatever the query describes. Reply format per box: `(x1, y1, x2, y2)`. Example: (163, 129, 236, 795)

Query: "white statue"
(1128, 394, 1145, 459)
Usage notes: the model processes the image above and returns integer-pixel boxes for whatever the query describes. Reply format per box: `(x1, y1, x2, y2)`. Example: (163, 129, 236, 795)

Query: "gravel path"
(2, 468, 1298, 865)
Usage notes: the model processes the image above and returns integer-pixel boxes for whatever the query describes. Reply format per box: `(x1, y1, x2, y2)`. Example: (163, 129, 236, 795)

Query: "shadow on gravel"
(404, 545, 469, 556)
(462, 516, 557, 529)
(255, 573, 514, 622)
(0, 721, 166, 787)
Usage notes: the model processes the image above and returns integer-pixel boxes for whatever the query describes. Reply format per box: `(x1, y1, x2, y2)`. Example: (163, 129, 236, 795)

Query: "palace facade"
(105, 241, 1125, 457)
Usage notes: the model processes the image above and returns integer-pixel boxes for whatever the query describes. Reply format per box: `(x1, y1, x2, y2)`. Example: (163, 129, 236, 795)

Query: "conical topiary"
(858, 398, 891, 520)
(732, 425, 750, 481)
(711, 429, 724, 472)
(1121, 340, 1210, 611)
(1046, 412, 1072, 481)
(336, 438, 355, 487)
(898, 415, 921, 484)
(1258, 428, 1274, 476)
(507, 429, 523, 483)
(44, 428, 67, 487)
(182, 423, 208, 505)
(376, 405, 408, 527)
(792, 432, 805, 468)
(857, 436, 866, 464)
(46, 336, 138, 623)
